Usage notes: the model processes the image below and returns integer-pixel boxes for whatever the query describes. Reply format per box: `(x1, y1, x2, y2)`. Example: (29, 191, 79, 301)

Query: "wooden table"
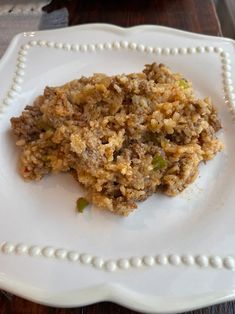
(1, 1, 234, 313)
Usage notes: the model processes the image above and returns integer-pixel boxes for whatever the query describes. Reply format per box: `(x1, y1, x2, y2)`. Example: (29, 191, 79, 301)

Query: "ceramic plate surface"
(1, 24, 235, 313)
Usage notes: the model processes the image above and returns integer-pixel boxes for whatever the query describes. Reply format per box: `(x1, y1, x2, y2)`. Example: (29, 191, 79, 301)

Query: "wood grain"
(1, 296, 235, 314)
(43, 0, 222, 35)
(1, 1, 229, 313)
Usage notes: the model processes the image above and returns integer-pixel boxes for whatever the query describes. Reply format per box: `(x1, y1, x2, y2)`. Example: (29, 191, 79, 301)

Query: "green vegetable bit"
(76, 197, 89, 213)
(152, 154, 167, 170)
(179, 79, 189, 89)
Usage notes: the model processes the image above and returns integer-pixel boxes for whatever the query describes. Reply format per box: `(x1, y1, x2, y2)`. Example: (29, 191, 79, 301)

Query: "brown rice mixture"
(11, 63, 223, 215)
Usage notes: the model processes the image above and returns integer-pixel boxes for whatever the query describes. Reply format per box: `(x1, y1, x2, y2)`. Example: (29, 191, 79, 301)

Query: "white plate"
(1, 24, 235, 313)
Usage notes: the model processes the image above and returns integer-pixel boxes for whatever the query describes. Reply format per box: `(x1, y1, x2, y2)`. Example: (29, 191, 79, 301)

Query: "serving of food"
(11, 63, 223, 216)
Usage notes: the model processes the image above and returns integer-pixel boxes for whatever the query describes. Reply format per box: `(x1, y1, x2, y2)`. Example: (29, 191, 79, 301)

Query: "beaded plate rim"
(0, 39, 234, 119)
(0, 37, 235, 272)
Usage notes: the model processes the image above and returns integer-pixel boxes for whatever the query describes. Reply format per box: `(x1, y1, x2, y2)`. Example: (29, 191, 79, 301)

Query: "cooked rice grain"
(10, 63, 223, 215)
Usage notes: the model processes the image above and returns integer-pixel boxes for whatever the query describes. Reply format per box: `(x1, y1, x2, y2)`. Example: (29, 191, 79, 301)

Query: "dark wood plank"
(1, 296, 235, 314)
(0, 0, 226, 314)
(43, 0, 222, 35)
